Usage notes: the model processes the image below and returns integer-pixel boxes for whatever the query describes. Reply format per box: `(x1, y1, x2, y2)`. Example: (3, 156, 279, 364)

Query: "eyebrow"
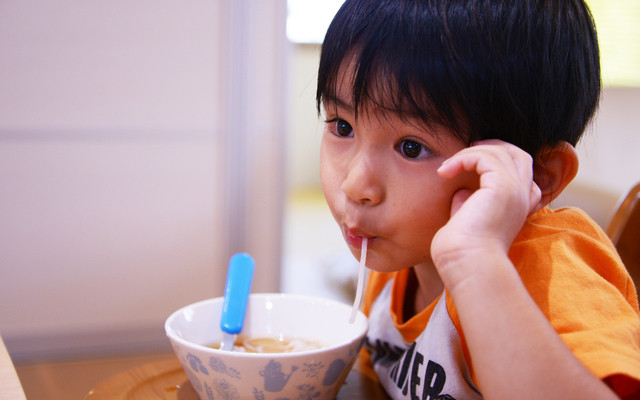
(322, 93, 355, 114)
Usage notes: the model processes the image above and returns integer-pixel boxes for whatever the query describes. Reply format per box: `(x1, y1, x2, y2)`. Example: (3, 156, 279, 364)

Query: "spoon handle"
(220, 253, 255, 335)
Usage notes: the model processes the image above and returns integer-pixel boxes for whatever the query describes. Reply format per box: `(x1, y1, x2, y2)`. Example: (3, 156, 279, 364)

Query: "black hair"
(316, 0, 601, 158)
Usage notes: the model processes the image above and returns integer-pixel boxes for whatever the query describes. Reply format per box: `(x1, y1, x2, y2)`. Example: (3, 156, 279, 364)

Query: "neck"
(403, 264, 444, 321)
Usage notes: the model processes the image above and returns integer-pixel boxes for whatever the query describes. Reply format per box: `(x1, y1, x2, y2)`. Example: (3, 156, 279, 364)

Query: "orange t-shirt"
(362, 206, 640, 398)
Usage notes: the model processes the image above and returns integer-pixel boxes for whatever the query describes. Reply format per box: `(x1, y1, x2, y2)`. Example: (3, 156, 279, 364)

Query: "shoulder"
(510, 206, 637, 304)
(510, 207, 640, 391)
(514, 206, 611, 244)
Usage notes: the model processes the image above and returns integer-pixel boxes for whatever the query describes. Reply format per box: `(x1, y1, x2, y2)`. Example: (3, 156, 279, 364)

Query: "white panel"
(0, 0, 288, 361)
(0, 0, 221, 131)
(0, 135, 229, 359)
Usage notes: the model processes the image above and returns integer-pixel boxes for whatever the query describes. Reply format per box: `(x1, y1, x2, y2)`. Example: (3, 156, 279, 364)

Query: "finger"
(449, 188, 473, 217)
(443, 141, 535, 190)
(529, 181, 543, 214)
(438, 144, 516, 179)
(472, 140, 535, 181)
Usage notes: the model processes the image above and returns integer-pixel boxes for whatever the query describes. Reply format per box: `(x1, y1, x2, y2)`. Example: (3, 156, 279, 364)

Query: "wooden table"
(0, 336, 27, 400)
(84, 355, 390, 399)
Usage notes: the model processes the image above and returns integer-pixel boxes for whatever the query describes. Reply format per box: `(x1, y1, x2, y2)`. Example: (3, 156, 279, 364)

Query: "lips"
(345, 226, 375, 249)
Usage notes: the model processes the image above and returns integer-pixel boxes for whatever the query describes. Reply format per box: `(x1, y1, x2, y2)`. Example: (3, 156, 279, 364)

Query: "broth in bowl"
(210, 335, 323, 353)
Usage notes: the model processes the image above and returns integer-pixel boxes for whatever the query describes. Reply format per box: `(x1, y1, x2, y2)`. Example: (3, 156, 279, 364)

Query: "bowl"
(165, 293, 368, 400)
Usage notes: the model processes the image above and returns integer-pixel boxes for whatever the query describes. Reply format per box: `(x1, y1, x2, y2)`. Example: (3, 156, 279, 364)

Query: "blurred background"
(0, 0, 638, 396)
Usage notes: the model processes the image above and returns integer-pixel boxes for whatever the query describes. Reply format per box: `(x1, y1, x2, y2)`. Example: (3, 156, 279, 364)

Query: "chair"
(606, 183, 640, 295)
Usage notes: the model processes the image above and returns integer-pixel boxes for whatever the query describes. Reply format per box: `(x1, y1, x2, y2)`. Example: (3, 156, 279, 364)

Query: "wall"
(0, 135, 226, 360)
(287, 44, 324, 189)
(553, 87, 640, 227)
(0, 0, 288, 361)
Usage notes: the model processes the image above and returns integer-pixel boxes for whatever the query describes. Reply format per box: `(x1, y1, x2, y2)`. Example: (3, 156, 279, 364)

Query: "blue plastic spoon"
(219, 253, 255, 351)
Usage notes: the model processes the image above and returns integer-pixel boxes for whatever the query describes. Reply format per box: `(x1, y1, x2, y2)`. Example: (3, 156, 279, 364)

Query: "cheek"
(401, 206, 447, 248)
(384, 183, 448, 250)
(456, 169, 481, 192)
(392, 170, 474, 241)
(427, 169, 480, 215)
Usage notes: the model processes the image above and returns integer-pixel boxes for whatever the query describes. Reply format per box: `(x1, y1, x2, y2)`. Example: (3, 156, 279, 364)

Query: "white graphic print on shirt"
(366, 280, 482, 399)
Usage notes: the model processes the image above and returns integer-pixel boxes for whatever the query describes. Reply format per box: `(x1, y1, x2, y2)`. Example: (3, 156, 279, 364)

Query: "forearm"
(442, 249, 619, 400)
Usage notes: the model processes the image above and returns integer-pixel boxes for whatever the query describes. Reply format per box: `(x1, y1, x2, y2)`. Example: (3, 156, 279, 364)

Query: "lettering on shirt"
(366, 338, 456, 400)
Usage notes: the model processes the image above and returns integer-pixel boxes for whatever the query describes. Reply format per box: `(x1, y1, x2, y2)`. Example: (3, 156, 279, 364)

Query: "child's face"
(320, 72, 478, 273)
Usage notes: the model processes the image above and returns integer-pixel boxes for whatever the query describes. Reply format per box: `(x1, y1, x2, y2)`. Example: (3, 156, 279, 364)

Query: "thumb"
(450, 188, 473, 217)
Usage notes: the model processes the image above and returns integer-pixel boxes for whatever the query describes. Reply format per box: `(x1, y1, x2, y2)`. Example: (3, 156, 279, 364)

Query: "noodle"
(349, 238, 367, 323)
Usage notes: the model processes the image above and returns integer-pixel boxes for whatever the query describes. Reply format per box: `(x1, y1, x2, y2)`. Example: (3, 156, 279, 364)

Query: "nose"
(341, 150, 384, 206)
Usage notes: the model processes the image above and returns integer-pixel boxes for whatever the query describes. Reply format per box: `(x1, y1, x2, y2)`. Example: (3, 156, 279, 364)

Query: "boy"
(316, 0, 640, 399)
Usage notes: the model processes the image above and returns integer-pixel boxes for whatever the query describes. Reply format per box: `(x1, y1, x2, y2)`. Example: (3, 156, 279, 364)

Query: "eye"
(336, 119, 353, 137)
(327, 118, 353, 137)
(396, 139, 432, 159)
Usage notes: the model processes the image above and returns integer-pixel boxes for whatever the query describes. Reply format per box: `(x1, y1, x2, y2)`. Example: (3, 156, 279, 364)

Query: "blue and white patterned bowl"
(165, 293, 368, 400)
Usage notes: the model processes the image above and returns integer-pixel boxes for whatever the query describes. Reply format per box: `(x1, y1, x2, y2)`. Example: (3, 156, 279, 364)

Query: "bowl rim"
(165, 292, 369, 359)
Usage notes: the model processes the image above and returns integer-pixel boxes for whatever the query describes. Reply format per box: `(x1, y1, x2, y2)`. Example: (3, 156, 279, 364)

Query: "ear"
(533, 141, 579, 207)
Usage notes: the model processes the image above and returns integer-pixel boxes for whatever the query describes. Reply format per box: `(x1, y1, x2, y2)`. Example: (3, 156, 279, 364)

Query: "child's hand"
(431, 139, 542, 291)
(429, 140, 621, 400)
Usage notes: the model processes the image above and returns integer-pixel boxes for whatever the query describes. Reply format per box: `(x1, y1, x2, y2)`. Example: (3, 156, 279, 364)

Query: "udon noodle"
(349, 238, 367, 323)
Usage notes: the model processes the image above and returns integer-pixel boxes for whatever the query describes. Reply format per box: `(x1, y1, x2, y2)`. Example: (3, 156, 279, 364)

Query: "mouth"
(345, 226, 375, 249)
